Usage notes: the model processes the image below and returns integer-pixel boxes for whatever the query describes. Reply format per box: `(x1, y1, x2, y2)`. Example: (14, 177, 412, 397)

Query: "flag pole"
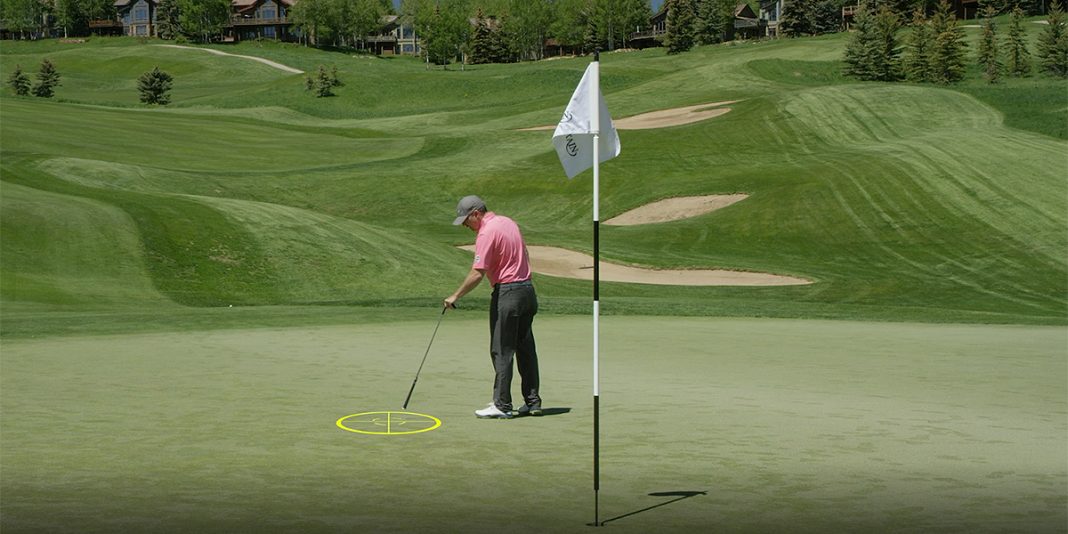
(590, 49, 602, 528)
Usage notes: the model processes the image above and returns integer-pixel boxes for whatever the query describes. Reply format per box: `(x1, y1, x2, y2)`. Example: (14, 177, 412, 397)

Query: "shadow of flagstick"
(598, 491, 708, 525)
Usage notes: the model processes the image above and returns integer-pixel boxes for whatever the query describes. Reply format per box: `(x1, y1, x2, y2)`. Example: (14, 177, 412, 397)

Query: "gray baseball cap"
(452, 195, 487, 225)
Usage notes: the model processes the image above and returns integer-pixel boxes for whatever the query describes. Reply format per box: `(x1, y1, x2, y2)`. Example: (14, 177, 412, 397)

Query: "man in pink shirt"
(445, 195, 542, 419)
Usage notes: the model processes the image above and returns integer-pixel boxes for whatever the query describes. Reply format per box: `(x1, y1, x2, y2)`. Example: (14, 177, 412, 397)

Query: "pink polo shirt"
(473, 212, 531, 286)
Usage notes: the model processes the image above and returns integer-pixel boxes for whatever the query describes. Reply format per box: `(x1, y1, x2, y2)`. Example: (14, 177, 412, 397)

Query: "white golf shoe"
(474, 403, 513, 419)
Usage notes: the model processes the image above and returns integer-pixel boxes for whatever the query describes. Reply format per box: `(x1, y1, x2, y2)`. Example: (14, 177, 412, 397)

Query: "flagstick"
(591, 50, 602, 528)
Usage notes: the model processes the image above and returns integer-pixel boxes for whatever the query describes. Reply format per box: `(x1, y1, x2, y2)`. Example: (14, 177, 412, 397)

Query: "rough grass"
(1, 31, 1066, 329)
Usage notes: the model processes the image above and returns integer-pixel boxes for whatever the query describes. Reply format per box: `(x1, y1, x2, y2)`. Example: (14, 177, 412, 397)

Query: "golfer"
(445, 195, 542, 419)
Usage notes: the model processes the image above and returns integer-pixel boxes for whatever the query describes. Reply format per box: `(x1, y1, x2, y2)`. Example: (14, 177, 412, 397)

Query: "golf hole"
(336, 411, 442, 435)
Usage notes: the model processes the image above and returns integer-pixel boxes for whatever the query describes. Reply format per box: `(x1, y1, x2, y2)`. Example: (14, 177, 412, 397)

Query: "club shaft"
(402, 307, 446, 409)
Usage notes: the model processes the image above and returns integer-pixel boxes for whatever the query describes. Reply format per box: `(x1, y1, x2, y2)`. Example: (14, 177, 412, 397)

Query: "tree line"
(659, 0, 746, 54)
(290, 0, 653, 65)
(0, 0, 237, 41)
(1, 0, 654, 62)
(778, 0, 1049, 39)
(843, 0, 1068, 83)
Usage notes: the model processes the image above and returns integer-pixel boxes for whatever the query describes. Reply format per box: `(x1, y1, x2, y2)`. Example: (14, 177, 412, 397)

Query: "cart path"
(154, 44, 303, 74)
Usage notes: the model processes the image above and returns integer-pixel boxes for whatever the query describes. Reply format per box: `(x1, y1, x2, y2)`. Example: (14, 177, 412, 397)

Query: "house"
(733, 3, 765, 40)
(759, 0, 782, 38)
(226, 0, 296, 41)
(112, 0, 157, 37)
(628, 3, 667, 49)
(367, 15, 419, 55)
(98, 0, 299, 41)
(953, 0, 980, 19)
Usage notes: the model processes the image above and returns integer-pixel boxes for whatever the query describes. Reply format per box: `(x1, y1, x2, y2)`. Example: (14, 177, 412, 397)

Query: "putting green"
(1, 316, 1064, 532)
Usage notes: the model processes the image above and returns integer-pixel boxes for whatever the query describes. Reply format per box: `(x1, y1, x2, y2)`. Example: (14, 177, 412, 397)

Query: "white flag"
(552, 63, 621, 179)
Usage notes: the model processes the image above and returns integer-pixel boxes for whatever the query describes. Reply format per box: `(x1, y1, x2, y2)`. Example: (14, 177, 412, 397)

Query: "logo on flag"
(552, 63, 621, 179)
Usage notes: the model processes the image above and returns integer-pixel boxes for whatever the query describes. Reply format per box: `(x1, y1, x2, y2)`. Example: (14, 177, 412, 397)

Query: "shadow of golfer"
(599, 491, 707, 525)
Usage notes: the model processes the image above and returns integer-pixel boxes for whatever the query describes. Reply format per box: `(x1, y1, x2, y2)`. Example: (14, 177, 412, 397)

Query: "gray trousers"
(489, 281, 540, 411)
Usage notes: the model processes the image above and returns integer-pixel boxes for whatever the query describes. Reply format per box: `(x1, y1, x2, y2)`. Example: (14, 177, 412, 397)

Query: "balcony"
(89, 19, 123, 28)
(629, 28, 665, 40)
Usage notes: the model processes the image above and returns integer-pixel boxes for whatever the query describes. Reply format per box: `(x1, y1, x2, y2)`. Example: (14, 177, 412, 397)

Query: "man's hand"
(445, 268, 486, 310)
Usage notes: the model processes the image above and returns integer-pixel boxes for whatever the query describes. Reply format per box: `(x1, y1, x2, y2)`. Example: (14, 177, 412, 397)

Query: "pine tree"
(31, 58, 61, 98)
(1005, 5, 1032, 76)
(873, 4, 903, 81)
(664, 0, 697, 54)
(469, 9, 508, 64)
(780, 0, 814, 36)
(1037, 0, 1068, 77)
(978, 6, 1003, 82)
(811, 0, 842, 35)
(314, 65, 334, 97)
(137, 67, 174, 105)
(7, 64, 31, 96)
(157, 0, 182, 40)
(329, 65, 343, 87)
(903, 7, 934, 82)
(694, 0, 733, 44)
(843, 2, 878, 79)
(929, 0, 967, 84)
(470, 8, 495, 64)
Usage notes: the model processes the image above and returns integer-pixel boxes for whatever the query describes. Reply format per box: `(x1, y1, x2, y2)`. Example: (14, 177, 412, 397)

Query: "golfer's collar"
(477, 211, 496, 229)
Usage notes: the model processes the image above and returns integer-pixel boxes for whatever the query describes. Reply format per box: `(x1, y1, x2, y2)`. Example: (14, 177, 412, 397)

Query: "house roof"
(734, 3, 758, 18)
(232, 0, 293, 14)
(114, 0, 151, 8)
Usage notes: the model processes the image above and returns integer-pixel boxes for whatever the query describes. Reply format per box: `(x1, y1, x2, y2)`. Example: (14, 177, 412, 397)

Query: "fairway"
(2, 316, 1064, 532)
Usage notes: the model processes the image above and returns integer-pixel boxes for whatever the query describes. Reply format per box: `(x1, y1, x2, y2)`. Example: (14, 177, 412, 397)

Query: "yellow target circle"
(336, 411, 442, 435)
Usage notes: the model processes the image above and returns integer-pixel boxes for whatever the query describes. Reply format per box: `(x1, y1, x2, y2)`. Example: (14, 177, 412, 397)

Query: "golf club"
(402, 305, 448, 409)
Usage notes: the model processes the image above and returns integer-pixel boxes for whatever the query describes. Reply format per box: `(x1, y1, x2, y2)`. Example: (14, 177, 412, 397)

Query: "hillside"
(1, 32, 1066, 334)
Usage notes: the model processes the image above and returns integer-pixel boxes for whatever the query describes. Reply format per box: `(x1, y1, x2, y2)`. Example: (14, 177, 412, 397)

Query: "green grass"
(1, 32, 1066, 533)
(1, 30, 1066, 332)
(1, 317, 1064, 531)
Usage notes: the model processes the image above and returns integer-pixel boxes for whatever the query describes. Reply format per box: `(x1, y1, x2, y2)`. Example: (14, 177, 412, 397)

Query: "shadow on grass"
(516, 407, 571, 417)
(599, 491, 707, 525)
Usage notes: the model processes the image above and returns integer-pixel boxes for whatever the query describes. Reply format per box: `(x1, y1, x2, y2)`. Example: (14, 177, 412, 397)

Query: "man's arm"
(445, 267, 485, 309)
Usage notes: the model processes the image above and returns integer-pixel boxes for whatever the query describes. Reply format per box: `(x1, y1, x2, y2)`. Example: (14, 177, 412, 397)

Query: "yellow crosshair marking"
(336, 411, 442, 435)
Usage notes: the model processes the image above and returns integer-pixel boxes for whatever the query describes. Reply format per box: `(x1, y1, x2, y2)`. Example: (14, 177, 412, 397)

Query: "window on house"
(263, 26, 276, 38)
(134, 7, 147, 21)
(135, 25, 147, 35)
(260, 1, 276, 19)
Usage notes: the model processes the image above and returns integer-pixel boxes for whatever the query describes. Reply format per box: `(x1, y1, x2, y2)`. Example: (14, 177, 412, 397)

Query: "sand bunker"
(604, 194, 749, 226)
(459, 245, 810, 286)
(521, 101, 737, 131)
(613, 101, 737, 129)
